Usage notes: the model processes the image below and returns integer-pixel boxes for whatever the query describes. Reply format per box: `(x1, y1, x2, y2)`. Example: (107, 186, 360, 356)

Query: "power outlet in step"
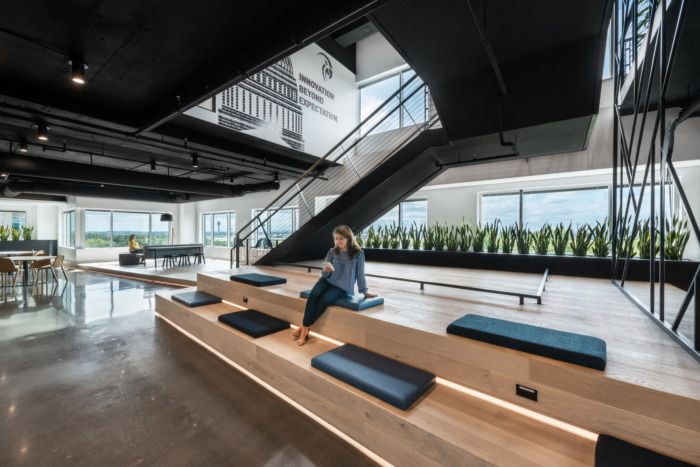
(516, 384, 538, 402)
(242, 296, 248, 304)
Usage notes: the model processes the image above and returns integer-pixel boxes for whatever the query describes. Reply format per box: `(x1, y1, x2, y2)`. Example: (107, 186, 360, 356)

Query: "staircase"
(231, 73, 439, 267)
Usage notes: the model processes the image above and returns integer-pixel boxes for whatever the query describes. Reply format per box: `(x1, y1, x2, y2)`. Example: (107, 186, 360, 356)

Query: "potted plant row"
(357, 217, 695, 286)
(0, 225, 34, 241)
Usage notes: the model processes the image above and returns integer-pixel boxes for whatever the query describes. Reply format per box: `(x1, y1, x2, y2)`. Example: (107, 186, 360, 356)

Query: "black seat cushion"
(172, 291, 222, 308)
(311, 344, 435, 410)
(447, 314, 607, 370)
(595, 435, 694, 467)
(230, 273, 287, 287)
(218, 310, 289, 338)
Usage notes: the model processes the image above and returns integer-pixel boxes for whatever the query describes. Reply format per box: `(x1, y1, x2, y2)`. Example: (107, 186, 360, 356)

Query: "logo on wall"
(318, 52, 333, 81)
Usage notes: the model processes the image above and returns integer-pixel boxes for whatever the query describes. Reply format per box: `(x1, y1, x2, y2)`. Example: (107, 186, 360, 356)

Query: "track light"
(69, 56, 87, 85)
(36, 123, 49, 141)
(273, 171, 279, 182)
(191, 152, 199, 168)
(19, 138, 28, 153)
(150, 159, 156, 171)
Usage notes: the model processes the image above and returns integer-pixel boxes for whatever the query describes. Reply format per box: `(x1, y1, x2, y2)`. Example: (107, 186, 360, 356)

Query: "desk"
(6, 256, 56, 286)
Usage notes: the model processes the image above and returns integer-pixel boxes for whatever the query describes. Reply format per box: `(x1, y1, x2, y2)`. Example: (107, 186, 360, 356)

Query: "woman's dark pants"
(303, 278, 346, 327)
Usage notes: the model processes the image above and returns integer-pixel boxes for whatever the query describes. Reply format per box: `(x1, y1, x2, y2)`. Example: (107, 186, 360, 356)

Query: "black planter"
(362, 248, 699, 290)
(0, 240, 58, 255)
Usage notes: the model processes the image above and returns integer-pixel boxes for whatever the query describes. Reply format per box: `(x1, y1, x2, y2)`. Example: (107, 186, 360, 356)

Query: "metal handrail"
(280, 263, 548, 305)
(230, 74, 434, 267)
(233, 74, 420, 240)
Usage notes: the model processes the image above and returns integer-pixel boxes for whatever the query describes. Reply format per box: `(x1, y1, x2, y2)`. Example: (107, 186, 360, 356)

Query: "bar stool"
(177, 254, 190, 266)
(162, 255, 176, 268)
(193, 252, 205, 264)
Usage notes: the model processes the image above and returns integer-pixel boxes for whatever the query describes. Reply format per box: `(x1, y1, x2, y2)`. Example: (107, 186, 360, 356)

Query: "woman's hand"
(363, 291, 378, 298)
(323, 262, 334, 273)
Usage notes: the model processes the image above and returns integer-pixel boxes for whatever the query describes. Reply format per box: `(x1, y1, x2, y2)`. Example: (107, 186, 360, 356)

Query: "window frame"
(201, 210, 237, 248)
(358, 68, 426, 134)
(83, 209, 171, 248)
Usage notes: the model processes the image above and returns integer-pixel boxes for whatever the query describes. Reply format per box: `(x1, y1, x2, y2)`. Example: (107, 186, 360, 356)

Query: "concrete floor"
(0, 271, 376, 467)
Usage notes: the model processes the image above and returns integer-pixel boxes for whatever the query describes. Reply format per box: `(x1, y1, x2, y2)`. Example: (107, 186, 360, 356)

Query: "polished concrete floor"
(0, 271, 377, 467)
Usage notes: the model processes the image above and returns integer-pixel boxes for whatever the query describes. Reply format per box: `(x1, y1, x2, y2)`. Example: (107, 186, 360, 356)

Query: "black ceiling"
(371, 0, 612, 150)
(0, 0, 382, 202)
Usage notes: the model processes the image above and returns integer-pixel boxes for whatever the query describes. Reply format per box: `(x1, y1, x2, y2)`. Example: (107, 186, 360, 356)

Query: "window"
(83, 210, 170, 248)
(482, 192, 520, 227)
(359, 70, 427, 135)
(523, 187, 609, 230)
(150, 214, 170, 245)
(213, 213, 228, 246)
(61, 211, 75, 248)
(85, 210, 112, 248)
(113, 212, 149, 247)
(201, 211, 236, 247)
(480, 187, 609, 229)
(620, 183, 673, 223)
(368, 199, 427, 231)
(251, 207, 299, 245)
(0, 211, 27, 230)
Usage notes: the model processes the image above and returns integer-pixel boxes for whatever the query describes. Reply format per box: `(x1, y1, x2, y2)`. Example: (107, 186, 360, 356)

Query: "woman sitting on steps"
(294, 225, 377, 346)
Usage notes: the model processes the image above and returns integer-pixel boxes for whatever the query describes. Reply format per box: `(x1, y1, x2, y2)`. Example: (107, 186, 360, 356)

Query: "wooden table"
(6, 255, 57, 286)
(0, 251, 35, 256)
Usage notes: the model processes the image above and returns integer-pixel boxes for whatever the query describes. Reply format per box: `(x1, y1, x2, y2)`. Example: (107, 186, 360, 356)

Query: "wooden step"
(155, 290, 596, 466)
(191, 269, 700, 465)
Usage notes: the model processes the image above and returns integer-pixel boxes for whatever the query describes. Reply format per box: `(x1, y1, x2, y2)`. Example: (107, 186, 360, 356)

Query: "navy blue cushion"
(595, 435, 693, 467)
(230, 273, 287, 287)
(172, 291, 222, 307)
(447, 314, 607, 371)
(218, 310, 289, 338)
(311, 344, 435, 410)
(299, 289, 384, 310)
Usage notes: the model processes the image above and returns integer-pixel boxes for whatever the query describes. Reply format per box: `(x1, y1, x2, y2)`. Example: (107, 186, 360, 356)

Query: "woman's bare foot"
(292, 327, 301, 340)
(296, 328, 310, 346)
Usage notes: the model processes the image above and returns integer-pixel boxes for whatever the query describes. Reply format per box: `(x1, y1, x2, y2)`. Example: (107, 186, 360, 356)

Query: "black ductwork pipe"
(1, 179, 280, 203)
(231, 180, 280, 196)
(2, 182, 189, 203)
(0, 153, 275, 198)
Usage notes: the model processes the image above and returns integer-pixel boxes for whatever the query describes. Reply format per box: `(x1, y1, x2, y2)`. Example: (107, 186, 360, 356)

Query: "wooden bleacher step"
(156, 289, 596, 467)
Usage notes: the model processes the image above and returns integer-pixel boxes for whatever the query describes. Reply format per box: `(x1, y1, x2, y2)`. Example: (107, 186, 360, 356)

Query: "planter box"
(0, 240, 58, 255)
(362, 248, 699, 290)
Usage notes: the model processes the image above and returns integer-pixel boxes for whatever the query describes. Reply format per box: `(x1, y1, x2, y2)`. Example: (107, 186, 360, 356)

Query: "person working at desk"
(128, 235, 143, 254)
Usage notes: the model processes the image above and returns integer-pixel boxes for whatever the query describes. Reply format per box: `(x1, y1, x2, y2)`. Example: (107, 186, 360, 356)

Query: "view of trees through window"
(481, 184, 673, 229)
(251, 207, 298, 246)
(84, 210, 171, 248)
(201, 211, 236, 247)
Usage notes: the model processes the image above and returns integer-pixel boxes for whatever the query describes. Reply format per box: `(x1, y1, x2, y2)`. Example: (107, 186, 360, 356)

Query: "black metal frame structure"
(281, 263, 549, 305)
(612, 0, 700, 362)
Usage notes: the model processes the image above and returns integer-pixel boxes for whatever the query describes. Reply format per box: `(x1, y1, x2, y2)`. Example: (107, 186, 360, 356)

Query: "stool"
(178, 254, 190, 266)
(162, 255, 176, 268)
(193, 252, 205, 264)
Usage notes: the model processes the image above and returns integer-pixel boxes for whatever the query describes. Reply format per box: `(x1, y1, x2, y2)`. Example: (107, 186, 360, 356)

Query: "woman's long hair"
(332, 225, 361, 257)
(129, 234, 136, 241)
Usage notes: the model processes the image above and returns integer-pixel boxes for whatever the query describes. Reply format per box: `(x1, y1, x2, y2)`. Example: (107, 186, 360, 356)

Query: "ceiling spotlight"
(69, 56, 87, 85)
(150, 159, 156, 171)
(36, 123, 49, 141)
(191, 152, 199, 168)
(273, 171, 279, 182)
(0, 173, 8, 179)
(19, 138, 28, 153)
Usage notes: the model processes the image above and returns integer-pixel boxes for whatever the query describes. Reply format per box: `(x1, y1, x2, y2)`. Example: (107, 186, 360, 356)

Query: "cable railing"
(231, 74, 439, 268)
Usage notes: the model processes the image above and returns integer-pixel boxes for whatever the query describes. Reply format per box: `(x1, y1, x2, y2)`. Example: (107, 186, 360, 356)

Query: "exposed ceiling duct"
(0, 153, 279, 198)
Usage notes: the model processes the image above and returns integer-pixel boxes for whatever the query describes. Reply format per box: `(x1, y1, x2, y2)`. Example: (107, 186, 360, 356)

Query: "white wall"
(356, 32, 407, 82)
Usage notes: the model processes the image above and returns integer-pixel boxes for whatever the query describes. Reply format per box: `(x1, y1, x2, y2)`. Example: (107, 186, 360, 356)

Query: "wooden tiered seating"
(154, 267, 700, 465)
(156, 290, 596, 466)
